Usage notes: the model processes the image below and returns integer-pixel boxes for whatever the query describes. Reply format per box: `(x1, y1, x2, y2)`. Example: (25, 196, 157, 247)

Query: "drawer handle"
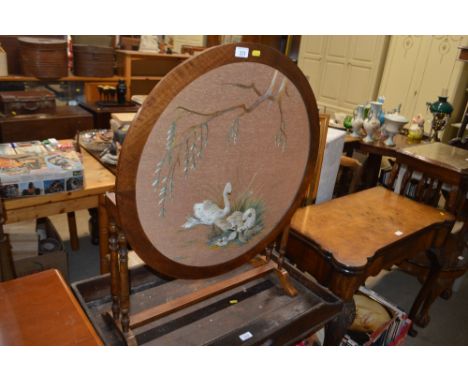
(23, 102, 40, 111)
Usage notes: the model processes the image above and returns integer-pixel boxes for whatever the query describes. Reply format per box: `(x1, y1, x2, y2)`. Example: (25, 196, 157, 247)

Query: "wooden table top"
(0, 106, 91, 122)
(3, 143, 115, 212)
(399, 142, 468, 174)
(0, 269, 102, 345)
(79, 101, 140, 114)
(290, 187, 454, 268)
(345, 133, 429, 156)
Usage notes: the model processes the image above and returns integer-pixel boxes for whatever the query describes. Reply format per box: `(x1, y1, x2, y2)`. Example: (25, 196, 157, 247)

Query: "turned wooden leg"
(118, 231, 130, 333)
(109, 220, 120, 320)
(98, 195, 110, 274)
(67, 211, 79, 251)
(408, 249, 442, 333)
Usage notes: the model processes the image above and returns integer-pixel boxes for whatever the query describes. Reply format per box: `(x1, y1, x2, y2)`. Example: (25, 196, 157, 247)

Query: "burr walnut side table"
(286, 186, 455, 345)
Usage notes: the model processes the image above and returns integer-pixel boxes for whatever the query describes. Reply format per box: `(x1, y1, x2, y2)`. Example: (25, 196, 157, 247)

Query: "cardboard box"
(13, 218, 69, 281)
(341, 286, 412, 346)
(0, 140, 83, 199)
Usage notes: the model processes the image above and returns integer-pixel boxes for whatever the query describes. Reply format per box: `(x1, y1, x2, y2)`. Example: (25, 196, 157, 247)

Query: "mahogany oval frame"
(116, 42, 320, 279)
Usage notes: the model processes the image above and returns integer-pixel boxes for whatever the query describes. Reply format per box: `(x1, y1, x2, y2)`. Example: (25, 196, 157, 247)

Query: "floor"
(50, 210, 468, 346)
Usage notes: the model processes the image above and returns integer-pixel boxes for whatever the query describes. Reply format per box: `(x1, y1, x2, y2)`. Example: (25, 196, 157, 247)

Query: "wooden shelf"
(0, 75, 124, 82)
(115, 50, 190, 60)
(115, 50, 190, 98)
(131, 76, 164, 81)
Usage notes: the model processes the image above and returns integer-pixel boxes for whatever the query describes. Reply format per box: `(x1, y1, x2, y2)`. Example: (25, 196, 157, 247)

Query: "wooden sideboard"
(0, 105, 93, 142)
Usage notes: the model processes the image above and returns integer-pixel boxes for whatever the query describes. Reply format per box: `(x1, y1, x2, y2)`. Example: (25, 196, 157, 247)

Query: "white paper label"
(239, 331, 253, 341)
(235, 47, 249, 58)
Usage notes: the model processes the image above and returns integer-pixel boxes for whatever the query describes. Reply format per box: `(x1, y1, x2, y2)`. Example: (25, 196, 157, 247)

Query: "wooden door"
(298, 35, 389, 114)
(378, 35, 468, 135)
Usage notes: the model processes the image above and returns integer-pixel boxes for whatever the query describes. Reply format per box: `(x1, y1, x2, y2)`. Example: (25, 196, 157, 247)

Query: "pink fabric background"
(136, 62, 310, 267)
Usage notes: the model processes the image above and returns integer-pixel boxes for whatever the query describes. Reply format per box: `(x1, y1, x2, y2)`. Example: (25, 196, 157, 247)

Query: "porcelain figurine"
(351, 105, 365, 137)
(363, 102, 382, 143)
(407, 114, 425, 143)
(382, 111, 408, 146)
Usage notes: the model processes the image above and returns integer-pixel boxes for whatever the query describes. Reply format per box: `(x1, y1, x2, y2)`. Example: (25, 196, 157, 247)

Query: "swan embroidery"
(181, 183, 232, 228)
(182, 182, 264, 247)
(152, 70, 289, 217)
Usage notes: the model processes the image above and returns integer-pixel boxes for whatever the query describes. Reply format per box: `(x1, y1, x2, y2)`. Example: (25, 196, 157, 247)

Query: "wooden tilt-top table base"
(72, 260, 342, 345)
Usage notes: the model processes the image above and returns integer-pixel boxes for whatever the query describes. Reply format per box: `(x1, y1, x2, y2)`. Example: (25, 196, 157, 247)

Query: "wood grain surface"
(290, 186, 454, 268)
(0, 269, 102, 345)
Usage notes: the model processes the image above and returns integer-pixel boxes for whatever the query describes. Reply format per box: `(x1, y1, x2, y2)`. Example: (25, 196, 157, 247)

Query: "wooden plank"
(129, 262, 276, 329)
(4, 195, 99, 223)
(146, 283, 289, 345)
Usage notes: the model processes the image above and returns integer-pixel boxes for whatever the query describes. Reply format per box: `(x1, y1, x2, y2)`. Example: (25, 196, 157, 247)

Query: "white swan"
(182, 182, 232, 228)
(238, 208, 258, 243)
(239, 208, 256, 232)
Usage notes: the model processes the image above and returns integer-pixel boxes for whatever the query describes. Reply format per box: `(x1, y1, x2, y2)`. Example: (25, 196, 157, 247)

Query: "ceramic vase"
(363, 102, 382, 143)
(351, 105, 365, 137)
(382, 112, 408, 146)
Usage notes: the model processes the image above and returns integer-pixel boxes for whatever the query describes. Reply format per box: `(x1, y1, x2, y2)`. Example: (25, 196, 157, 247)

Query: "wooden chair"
(303, 113, 329, 205)
(334, 155, 363, 197)
(385, 143, 468, 328)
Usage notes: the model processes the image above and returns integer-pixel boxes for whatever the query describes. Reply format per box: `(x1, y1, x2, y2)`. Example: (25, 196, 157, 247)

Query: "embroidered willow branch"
(153, 70, 289, 216)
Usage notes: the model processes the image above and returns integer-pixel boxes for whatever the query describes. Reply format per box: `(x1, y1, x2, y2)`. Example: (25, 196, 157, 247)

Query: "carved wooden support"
(273, 226, 298, 297)
(109, 220, 120, 320)
(408, 248, 441, 330)
(118, 231, 130, 333)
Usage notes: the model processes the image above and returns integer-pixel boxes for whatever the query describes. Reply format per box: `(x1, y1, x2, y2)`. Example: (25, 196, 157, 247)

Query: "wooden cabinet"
(0, 75, 125, 104)
(298, 36, 389, 114)
(378, 35, 468, 136)
(0, 105, 93, 142)
(115, 50, 189, 99)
